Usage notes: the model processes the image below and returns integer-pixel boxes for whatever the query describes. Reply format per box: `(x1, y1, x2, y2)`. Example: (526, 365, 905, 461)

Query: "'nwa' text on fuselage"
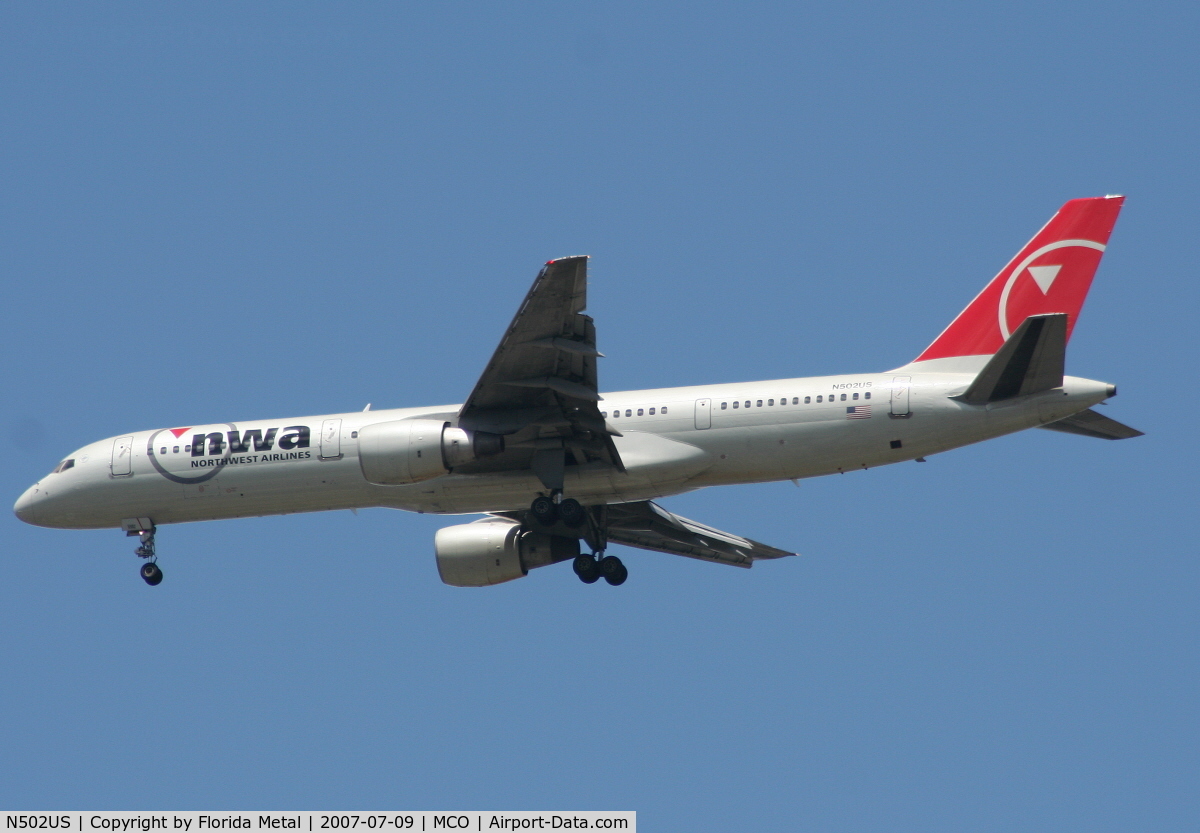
(190, 426, 311, 457)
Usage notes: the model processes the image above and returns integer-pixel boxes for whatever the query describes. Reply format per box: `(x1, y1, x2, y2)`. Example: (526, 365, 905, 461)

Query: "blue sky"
(2, 3, 1196, 828)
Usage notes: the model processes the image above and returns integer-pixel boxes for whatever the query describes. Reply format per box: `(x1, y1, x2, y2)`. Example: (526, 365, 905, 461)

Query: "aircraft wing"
(455, 257, 623, 481)
(603, 500, 797, 568)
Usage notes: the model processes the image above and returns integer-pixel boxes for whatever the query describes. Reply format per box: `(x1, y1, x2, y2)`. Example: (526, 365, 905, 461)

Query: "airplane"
(14, 196, 1142, 588)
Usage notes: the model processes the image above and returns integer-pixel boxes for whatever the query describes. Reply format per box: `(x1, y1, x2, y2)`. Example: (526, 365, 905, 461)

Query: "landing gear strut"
(133, 527, 163, 586)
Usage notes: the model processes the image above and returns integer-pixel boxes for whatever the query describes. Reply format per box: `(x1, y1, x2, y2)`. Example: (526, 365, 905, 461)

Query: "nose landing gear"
(130, 525, 163, 586)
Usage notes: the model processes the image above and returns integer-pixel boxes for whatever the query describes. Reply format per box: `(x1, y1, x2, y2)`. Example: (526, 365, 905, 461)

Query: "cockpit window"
(53, 459, 75, 474)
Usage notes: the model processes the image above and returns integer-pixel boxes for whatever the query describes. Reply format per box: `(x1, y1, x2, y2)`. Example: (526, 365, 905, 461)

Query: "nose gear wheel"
(140, 561, 163, 586)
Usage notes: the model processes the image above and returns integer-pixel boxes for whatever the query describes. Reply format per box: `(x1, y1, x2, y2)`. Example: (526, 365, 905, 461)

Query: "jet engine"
(435, 519, 580, 587)
(358, 419, 504, 485)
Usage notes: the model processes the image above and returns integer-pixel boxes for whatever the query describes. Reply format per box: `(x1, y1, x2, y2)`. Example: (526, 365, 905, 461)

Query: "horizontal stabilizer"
(955, 313, 1067, 405)
(1040, 409, 1144, 440)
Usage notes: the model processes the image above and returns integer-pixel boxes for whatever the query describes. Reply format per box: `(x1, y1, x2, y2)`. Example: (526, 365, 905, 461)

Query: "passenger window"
(768, 399, 774, 406)
(864, 392, 871, 399)
(625, 409, 632, 417)
(745, 401, 751, 408)
(649, 407, 655, 415)
(792, 397, 798, 404)
(756, 400, 763, 407)
(840, 393, 847, 401)
(852, 392, 859, 400)
(350, 432, 358, 439)
(805, 396, 811, 404)
(160, 447, 167, 454)
(601, 411, 607, 418)
(733, 401, 739, 408)
(720, 402, 727, 410)
(661, 406, 668, 414)
(173, 446, 179, 453)
(637, 408, 644, 416)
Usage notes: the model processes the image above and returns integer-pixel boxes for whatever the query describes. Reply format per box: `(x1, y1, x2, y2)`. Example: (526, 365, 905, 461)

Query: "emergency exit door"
(695, 398, 712, 429)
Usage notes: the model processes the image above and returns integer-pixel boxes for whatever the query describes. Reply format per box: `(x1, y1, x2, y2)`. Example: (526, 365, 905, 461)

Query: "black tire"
(557, 498, 585, 527)
(573, 554, 596, 577)
(605, 563, 628, 586)
(599, 555, 624, 578)
(530, 495, 558, 526)
(140, 562, 163, 586)
(573, 554, 601, 584)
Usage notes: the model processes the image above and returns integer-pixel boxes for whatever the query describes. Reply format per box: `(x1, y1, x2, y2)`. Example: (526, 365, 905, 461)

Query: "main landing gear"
(527, 495, 628, 586)
(573, 553, 627, 586)
(133, 528, 163, 586)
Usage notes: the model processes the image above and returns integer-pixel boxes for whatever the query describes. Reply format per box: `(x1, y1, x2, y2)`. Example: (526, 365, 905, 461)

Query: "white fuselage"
(13, 369, 1112, 530)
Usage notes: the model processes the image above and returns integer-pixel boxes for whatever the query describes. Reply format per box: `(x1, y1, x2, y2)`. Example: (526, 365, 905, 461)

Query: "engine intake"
(358, 419, 504, 485)
(435, 520, 580, 587)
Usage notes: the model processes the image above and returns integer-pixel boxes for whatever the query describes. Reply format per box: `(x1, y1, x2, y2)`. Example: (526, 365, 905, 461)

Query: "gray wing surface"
(455, 257, 623, 479)
(491, 500, 796, 568)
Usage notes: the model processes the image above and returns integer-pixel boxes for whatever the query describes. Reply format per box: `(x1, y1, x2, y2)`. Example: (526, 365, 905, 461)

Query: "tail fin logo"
(912, 197, 1123, 363)
(997, 239, 1106, 339)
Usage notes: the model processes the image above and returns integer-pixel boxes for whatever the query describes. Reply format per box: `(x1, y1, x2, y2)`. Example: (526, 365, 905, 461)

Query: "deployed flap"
(456, 257, 623, 475)
(1040, 408, 1144, 440)
(604, 501, 796, 568)
(955, 313, 1067, 405)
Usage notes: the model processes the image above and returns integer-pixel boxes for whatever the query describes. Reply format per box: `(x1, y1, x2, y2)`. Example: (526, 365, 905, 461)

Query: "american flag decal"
(846, 405, 872, 419)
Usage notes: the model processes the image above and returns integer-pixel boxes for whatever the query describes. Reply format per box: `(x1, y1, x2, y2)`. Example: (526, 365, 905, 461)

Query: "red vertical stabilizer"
(914, 196, 1124, 363)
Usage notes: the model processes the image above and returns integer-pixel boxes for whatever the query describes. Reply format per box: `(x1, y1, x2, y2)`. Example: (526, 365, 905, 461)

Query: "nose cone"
(14, 483, 43, 526)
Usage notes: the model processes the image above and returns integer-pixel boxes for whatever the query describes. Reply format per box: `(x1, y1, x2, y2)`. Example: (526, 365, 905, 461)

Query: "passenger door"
(111, 436, 134, 476)
(890, 376, 911, 418)
(320, 418, 343, 459)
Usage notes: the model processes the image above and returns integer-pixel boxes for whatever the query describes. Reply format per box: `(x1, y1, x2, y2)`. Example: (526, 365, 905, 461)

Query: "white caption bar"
(1, 814, 634, 833)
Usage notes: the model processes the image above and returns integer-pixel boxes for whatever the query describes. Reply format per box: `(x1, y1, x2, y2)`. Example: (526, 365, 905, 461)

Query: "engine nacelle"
(358, 419, 504, 485)
(435, 520, 580, 587)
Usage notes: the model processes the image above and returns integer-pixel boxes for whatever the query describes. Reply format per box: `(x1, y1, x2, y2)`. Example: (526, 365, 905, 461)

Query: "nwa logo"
(997, 238, 1106, 339)
(147, 424, 313, 485)
(189, 426, 311, 457)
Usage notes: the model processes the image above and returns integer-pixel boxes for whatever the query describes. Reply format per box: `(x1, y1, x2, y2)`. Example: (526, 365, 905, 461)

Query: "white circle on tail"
(997, 239, 1106, 339)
